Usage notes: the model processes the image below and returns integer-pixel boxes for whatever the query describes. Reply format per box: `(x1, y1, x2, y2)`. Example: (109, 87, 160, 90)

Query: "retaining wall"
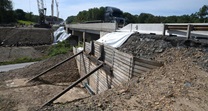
(0, 27, 53, 46)
(73, 41, 163, 94)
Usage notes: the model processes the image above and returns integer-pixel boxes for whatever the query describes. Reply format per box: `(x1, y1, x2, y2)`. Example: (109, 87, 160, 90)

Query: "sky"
(12, 0, 208, 20)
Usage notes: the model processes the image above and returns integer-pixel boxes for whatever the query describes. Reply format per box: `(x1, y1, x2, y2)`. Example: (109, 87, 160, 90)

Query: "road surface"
(0, 62, 36, 72)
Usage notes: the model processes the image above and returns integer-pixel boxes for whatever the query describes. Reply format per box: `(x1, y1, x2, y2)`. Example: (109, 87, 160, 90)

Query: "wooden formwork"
(73, 41, 163, 94)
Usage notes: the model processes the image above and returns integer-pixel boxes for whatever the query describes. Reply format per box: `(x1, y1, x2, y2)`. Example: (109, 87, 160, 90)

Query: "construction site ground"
(0, 33, 208, 111)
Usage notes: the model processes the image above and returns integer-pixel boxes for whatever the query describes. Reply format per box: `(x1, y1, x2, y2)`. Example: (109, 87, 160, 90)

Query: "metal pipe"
(40, 63, 103, 108)
(27, 51, 83, 83)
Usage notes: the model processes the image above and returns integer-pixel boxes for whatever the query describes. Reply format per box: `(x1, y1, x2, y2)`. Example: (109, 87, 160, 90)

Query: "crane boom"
(51, 0, 54, 17)
(35, 0, 51, 28)
(55, 0, 59, 19)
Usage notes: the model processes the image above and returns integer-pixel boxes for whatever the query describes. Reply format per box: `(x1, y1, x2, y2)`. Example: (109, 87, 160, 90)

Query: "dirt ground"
(0, 33, 208, 111)
(0, 51, 88, 111)
(38, 34, 208, 111)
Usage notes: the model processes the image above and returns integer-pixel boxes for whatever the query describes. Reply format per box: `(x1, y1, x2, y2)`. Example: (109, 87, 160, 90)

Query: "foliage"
(197, 5, 208, 22)
(48, 40, 72, 57)
(18, 20, 34, 25)
(0, 0, 16, 24)
(67, 5, 208, 24)
(15, 9, 26, 20)
(0, 57, 42, 66)
(67, 7, 105, 23)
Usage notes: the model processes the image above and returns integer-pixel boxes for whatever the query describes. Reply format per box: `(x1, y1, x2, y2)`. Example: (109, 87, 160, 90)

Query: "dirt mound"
(38, 34, 208, 111)
(0, 27, 53, 46)
(0, 51, 83, 111)
(0, 51, 79, 83)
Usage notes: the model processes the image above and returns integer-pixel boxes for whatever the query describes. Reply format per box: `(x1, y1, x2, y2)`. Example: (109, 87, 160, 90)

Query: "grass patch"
(48, 41, 72, 57)
(18, 20, 34, 25)
(0, 57, 43, 66)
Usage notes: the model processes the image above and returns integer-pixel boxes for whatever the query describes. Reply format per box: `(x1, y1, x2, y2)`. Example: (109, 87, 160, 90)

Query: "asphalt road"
(0, 62, 36, 72)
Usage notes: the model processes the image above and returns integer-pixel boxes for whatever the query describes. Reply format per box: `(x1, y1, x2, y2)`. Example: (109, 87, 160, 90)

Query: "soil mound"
(0, 51, 82, 111)
(0, 51, 79, 83)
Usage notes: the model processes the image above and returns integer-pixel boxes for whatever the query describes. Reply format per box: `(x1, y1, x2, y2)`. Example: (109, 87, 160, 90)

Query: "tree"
(197, 5, 208, 22)
(66, 16, 76, 23)
(0, 0, 16, 23)
(137, 13, 154, 23)
(123, 12, 137, 23)
(15, 9, 26, 20)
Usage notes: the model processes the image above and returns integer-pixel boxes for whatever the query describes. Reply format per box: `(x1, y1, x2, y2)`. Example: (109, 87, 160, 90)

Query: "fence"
(73, 41, 163, 94)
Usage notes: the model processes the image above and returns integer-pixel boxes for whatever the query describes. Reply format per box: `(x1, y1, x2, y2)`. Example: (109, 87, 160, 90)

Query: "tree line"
(66, 5, 208, 24)
(1, 0, 208, 24)
(0, 0, 63, 25)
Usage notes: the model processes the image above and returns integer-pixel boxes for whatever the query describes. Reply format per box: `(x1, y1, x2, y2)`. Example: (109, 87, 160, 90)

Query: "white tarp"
(53, 27, 71, 43)
(96, 31, 134, 48)
(57, 32, 71, 42)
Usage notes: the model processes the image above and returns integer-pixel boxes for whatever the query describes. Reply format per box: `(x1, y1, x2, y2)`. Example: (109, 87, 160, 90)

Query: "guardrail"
(120, 23, 208, 38)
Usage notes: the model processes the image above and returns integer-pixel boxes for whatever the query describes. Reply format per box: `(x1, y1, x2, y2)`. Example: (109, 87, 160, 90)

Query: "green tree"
(197, 5, 208, 22)
(0, 0, 16, 23)
(123, 12, 137, 23)
(137, 13, 154, 23)
(66, 16, 76, 23)
(15, 9, 26, 20)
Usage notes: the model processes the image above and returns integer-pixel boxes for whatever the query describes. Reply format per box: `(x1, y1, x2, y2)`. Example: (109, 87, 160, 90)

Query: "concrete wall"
(66, 23, 117, 32)
(120, 24, 164, 35)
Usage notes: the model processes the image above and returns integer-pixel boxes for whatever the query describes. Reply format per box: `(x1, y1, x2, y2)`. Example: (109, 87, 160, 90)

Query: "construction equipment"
(104, 6, 126, 27)
(51, 0, 59, 24)
(34, 0, 51, 28)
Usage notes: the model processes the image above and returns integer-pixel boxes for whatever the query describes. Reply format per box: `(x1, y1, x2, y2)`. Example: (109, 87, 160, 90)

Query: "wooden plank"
(104, 47, 114, 53)
(115, 50, 133, 58)
(113, 65, 130, 77)
(134, 65, 152, 72)
(94, 43, 100, 49)
(114, 53, 133, 64)
(104, 50, 113, 56)
(98, 80, 108, 90)
(111, 79, 121, 87)
(112, 77, 123, 86)
(89, 77, 97, 93)
(113, 70, 130, 81)
(134, 57, 163, 67)
(134, 61, 158, 69)
(113, 60, 131, 71)
(133, 68, 147, 75)
(94, 41, 102, 46)
(105, 55, 113, 64)
(99, 72, 112, 88)
(113, 70, 128, 82)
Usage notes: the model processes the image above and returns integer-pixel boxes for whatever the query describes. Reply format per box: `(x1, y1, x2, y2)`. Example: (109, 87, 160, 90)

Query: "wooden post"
(163, 24, 166, 36)
(66, 28, 69, 34)
(83, 31, 86, 51)
(72, 30, 74, 35)
(187, 24, 192, 39)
